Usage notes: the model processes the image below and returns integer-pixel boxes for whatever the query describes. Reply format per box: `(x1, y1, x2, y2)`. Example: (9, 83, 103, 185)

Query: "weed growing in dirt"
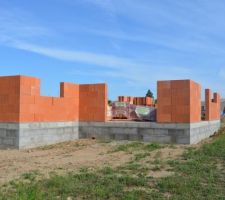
(112, 142, 144, 152)
(112, 141, 162, 154)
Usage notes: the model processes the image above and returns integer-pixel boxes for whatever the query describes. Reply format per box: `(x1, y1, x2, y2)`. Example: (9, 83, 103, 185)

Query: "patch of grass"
(0, 167, 156, 200)
(121, 162, 142, 171)
(144, 143, 161, 152)
(134, 152, 150, 161)
(157, 133, 225, 199)
(151, 165, 161, 171)
(150, 156, 166, 171)
(167, 159, 179, 167)
(112, 142, 144, 152)
(118, 161, 149, 176)
(97, 139, 112, 144)
(112, 141, 162, 154)
(21, 171, 39, 181)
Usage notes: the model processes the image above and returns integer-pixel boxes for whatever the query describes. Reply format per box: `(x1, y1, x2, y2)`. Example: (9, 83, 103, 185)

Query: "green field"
(1, 132, 225, 200)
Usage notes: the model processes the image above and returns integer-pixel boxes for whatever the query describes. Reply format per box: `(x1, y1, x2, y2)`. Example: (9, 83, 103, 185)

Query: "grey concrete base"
(79, 120, 221, 145)
(190, 120, 220, 144)
(0, 122, 79, 149)
(0, 123, 19, 149)
(0, 120, 221, 149)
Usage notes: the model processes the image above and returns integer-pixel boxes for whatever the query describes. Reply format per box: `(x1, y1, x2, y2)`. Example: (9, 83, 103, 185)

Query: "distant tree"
(146, 89, 154, 99)
(108, 100, 112, 106)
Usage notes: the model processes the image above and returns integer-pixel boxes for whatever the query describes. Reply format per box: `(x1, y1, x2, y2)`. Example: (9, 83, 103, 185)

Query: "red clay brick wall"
(205, 89, 221, 121)
(0, 76, 20, 122)
(0, 75, 107, 123)
(60, 82, 79, 98)
(79, 84, 107, 122)
(20, 76, 41, 122)
(190, 81, 201, 122)
(19, 76, 80, 122)
(157, 81, 172, 122)
(157, 80, 201, 123)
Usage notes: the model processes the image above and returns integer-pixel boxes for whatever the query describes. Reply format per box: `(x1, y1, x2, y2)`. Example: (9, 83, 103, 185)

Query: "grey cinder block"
(0, 120, 221, 149)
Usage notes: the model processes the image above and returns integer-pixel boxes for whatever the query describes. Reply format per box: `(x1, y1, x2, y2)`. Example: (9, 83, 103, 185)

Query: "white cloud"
(6, 39, 191, 87)
(11, 41, 147, 70)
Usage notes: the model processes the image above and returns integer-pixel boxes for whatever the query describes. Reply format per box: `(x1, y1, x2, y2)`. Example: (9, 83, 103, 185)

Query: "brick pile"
(118, 96, 154, 106)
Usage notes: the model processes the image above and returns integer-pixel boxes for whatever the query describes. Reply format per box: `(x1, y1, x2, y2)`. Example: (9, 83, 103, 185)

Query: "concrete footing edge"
(0, 120, 221, 149)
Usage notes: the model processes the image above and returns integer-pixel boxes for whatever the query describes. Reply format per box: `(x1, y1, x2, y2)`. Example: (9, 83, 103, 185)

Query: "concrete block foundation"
(0, 120, 220, 149)
(0, 122, 79, 149)
(79, 120, 220, 145)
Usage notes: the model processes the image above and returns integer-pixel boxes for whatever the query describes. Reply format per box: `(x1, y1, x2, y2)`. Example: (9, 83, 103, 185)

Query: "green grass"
(112, 141, 162, 153)
(133, 152, 150, 161)
(1, 133, 225, 199)
(157, 134, 225, 199)
(20, 171, 40, 181)
(0, 168, 155, 200)
(112, 141, 145, 152)
(97, 139, 112, 144)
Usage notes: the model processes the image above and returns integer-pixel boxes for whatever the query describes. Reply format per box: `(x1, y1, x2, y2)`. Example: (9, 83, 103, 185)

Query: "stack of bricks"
(205, 89, 221, 121)
(157, 80, 201, 123)
(0, 75, 108, 123)
(118, 96, 134, 104)
(118, 96, 128, 103)
(118, 96, 153, 106)
(133, 97, 153, 106)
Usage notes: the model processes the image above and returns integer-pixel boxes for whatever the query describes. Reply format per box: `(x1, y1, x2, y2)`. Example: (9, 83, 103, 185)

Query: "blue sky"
(0, 0, 225, 100)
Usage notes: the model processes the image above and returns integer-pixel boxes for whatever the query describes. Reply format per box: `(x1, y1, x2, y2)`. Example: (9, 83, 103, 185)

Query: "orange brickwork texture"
(118, 96, 153, 106)
(79, 84, 107, 122)
(205, 89, 221, 121)
(157, 80, 201, 123)
(19, 76, 80, 122)
(0, 76, 20, 122)
(0, 75, 107, 122)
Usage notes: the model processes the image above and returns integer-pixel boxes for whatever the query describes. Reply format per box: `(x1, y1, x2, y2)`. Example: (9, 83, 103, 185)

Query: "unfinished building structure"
(0, 75, 221, 149)
(0, 75, 107, 148)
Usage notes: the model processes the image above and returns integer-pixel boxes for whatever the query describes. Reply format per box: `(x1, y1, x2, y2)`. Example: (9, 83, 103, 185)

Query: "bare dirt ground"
(0, 139, 198, 186)
(0, 139, 132, 185)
